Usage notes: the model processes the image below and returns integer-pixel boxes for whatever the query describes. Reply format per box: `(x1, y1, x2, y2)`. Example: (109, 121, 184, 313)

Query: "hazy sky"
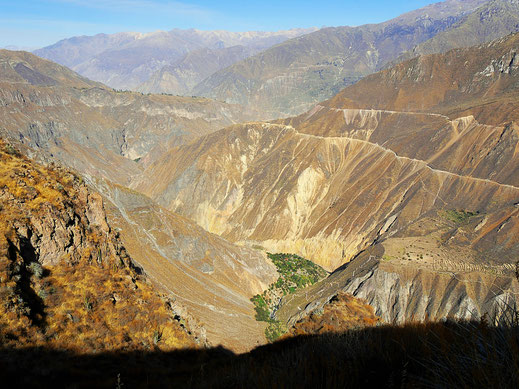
(1, 0, 436, 49)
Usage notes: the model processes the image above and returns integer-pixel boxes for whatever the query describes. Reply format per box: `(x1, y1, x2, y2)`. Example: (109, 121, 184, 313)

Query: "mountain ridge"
(33, 28, 318, 92)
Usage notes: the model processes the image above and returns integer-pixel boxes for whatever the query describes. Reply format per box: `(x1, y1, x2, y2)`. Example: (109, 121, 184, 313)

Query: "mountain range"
(1, 0, 519, 360)
(32, 1, 519, 121)
(33, 28, 317, 94)
(132, 30, 519, 326)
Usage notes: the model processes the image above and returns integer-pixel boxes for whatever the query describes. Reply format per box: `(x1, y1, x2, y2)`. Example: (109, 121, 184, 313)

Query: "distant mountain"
(395, 0, 519, 62)
(33, 28, 317, 91)
(193, 0, 519, 118)
(137, 45, 257, 95)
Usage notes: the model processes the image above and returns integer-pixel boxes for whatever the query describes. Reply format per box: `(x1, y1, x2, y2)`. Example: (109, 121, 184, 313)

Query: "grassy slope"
(0, 139, 195, 352)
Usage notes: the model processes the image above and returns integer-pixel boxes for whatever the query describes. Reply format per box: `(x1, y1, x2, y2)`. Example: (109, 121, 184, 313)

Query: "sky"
(1, 0, 437, 49)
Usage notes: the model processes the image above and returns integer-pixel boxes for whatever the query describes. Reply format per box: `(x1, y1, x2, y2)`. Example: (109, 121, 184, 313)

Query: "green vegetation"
(251, 253, 328, 342)
(265, 321, 287, 342)
(442, 209, 479, 224)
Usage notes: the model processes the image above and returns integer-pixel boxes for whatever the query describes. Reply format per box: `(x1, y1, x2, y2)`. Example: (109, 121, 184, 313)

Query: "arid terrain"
(1, 0, 519, 387)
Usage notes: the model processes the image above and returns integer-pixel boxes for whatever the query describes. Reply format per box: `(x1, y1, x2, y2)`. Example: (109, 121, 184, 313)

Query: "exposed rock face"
(0, 49, 249, 185)
(133, 121, 519, 271)
(0, 139, 198, 351)
(277, 246, 519, 327)
(34, 28, 317, 92)
(322, 32, 519, 125)
(193, 0, 498, 118)
(134, 32, 519, 330)
(91, 178, 277, 352)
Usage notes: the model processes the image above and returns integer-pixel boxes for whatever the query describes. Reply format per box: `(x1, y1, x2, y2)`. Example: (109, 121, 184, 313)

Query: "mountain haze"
(193, 0, 492, 118)
(34, 28, 317, 92)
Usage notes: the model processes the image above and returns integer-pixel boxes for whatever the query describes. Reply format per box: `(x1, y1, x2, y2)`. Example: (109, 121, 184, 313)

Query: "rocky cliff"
(0, 139, 198, 351)
(0, 49, 282, 352)
(0, 49, 248, 185)
(134, 33, 519, 329)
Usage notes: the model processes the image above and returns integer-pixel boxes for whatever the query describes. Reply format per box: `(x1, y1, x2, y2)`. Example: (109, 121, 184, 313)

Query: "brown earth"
(133, 33, 519, 327)
(287, 293, 380, 336)
(0, 139, 196, 352)
(0, 49, 280, 352)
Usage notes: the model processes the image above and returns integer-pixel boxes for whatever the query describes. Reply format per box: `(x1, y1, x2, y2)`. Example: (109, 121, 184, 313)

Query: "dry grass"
(0, 139, 195, 354)
(289, 292, 380, 336)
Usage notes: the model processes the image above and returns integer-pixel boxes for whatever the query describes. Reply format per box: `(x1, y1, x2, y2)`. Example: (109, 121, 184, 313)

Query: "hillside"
(133, 32, 519, 326)
(323, 32, 519, 125)
(0, 49, 248, 185)
(0, 49, 282, 352)
(395, 0, 519, 62)
(193, 0, 495, 118)
(0, 138, 197, 352)
(34, 28, 317, 91)
(93, 179, 277, 352)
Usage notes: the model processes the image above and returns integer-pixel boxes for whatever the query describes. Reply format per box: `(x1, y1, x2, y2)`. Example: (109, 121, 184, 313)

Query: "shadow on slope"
(2, 318, 518, 388)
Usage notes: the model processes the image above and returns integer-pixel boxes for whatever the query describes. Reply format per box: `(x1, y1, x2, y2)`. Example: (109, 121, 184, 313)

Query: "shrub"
(28, 262, 44, 279)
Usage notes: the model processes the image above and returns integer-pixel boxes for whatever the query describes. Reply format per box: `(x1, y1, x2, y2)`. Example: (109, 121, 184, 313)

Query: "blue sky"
(1, 0, 436, 49)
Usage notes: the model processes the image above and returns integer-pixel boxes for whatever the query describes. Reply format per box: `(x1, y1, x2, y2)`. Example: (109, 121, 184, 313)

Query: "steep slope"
(0, 49, 248, 185)
(90, 178, 277, 352)
(138, 45, 257, 95)
(193, 0, 491, 118)
(0, 139, 197, 352)
(395, 0, 519, 62)
(34, 28, 317, 91)
(0, 50, 281, 352)
(133, 121, 519, 270)
(276, 207, 519, 327)
(323, 33, 519, 125)
(133, 33, 519, 327)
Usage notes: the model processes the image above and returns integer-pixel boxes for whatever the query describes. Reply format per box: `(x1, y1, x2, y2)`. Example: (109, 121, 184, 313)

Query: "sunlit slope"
(94, 179, 277, 352)
(0, 49, 248, 185)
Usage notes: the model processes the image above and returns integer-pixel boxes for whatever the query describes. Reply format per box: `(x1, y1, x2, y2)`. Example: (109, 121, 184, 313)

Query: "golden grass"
(0, 139, 195, 353)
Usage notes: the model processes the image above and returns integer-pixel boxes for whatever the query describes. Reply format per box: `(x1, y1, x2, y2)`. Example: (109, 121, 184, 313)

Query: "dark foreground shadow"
(1, 320, 518, 388)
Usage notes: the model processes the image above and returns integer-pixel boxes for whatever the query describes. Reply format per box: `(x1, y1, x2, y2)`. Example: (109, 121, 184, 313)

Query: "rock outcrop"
(0, 49, 249, 185)
(0, 139, 198, 351)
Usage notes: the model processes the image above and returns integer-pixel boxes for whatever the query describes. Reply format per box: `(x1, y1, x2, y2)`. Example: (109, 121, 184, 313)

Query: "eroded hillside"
(0, 49, 283, 352)
(133, 32, 519, 326)
(0, 139, 196, 351)
(0, 49, 248, 185)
